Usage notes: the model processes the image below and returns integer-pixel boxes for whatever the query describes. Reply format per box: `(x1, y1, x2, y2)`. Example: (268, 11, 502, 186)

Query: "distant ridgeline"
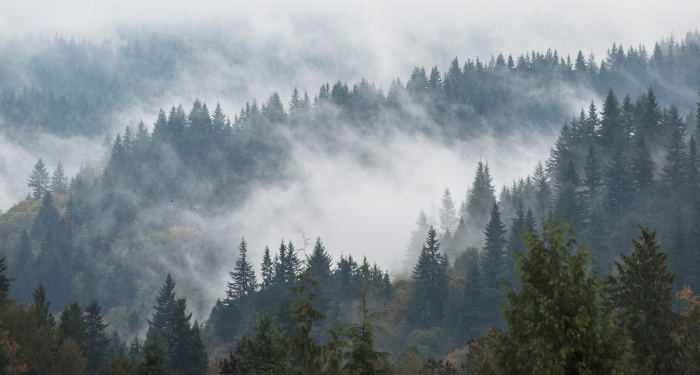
(0, 31, 698, 137)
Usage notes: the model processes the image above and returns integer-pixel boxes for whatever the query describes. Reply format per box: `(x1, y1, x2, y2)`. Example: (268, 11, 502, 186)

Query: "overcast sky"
(3, 0, 699, 88)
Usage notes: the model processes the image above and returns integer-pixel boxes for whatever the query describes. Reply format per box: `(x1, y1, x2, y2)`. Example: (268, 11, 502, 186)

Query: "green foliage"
(137, 332, 168, 375)
(27, 159, 50, 200)
(286, 268, 326, 375)
(491, 223, 632, 375)
(228, 237, 257, 300)
(607, 225, 678, 374)
(408, 227, 448, 328)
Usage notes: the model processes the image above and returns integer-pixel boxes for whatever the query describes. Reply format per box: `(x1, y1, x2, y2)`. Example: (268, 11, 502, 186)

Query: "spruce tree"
(466, 161, 496, 232)
(403, 211, 430, 270)
(228, 237, 257, 299)
(84, 299, 109, 373)
(491, 223, 632, 374)
(343, 263, 390, 375)
(137, 331, 168, 375)
(439, 188, 458, 233)
(30, 191, 60, 241)
(598, 89, 622, 147)
(59, 300, 88, 348)
(462, 256, 485, 336)
(166, 298, 208, 375)
(481, 202, 507, 324)
(286, 269, 326, 375)
(407, 226, 449, 328)
(633, 135, 655, 195)
(27, 159, 50, 199)
(240, 313, 289, 374)
(260, 246, 275, 292)
(32, 281, 54, 328)
(147, 273, 177, 346)
(307, 237, 332, 285)
(583, 143, 601, 199)
(0, 254, 13, 305)
(607, 225, 678, 374)
(50, 161, 69, 195)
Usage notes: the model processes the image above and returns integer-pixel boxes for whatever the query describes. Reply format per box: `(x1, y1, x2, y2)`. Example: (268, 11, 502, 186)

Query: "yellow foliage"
(0, 329, 27, 374)
(0, 198, 41, 233)
(168, 226, 201, 254)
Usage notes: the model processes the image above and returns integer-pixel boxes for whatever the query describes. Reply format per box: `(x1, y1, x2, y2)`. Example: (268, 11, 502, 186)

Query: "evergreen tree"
(461, 256, 485, 336)
(84, 300, 110, 374)
(260, 246, 275, 292)
(30, 191, 60, 241)
(307, 237, 332, 285)
(481, 202, 507, 324)
(506, 202, 527, 285)
(58, 300, 88, 348)
(467, 161, 496, 232)
(50, 161, 69, 195)
(137, 331, 168, 375)
(583, 143, 601, 198)
(343, 263, 390, 375)
(439, 188, 458, 233)
(147, 273, 177, 345)
(27, 159, 50, 199)
(633, 135, 655, 195)
(598, 89, 622, 147)
(491, 223, 632, 375)
(0, 255, 13, 305)
(166, 298, 208, 375)
(554, 160, 582, 226)
(32, 281, 54, 328)
(407, 227, 449, 328)
(228, 237, 257, 299)
(239, 313, 289, 374)
(607, 225, 678, 374)
(286, 269, 326, 375)
(403, 211, 430, 270)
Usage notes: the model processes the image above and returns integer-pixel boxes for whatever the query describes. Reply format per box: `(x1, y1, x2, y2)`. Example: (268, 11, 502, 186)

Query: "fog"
(0, 0, 697, 281)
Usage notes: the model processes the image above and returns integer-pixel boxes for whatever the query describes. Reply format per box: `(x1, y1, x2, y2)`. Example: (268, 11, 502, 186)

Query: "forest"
(0, 29, 699, 374)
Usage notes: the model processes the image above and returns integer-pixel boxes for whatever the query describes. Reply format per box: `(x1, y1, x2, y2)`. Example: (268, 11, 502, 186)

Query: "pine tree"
(27, 159, 50, 199)
(166, 298, 208, 375)
(0, 255, 13, 305)
(30, 191, 60, 241)
(633, 135, 655, 195)
(59, 300, 88, 348)
(343, 263, 390, 375)
(307, 237, 332, 285)
(137, 331, 168, 375)
(481, 202, 507, 324)
(147, 273, 177, 346)
(286, 269, 326, 375)
(403, 211, 430, 270)
(50, 161, 69, 195)
(260, 246, 275, 292)
(84, 299, 109, 373)
(607, 225, 678, 374)
(467, 161, 496, 232)
(439, 188, 458, 233)
(491, 223, 632, 375)
(228, 237, 257, 299)
(407, 227, 449, 328)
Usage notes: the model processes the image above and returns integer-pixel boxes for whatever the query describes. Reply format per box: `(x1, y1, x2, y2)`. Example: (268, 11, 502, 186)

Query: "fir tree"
(439, 188, 458, 233)
(260, 246, 275, 292)
(343, 263, 390, 375)
(307, 237, 332, 285)
(32, 281, 54, 328)
(27, 159, 50, 199)
(598, 89, 622, 147)
(491, 223, 632, 374)
(481, 202, 507, 324)
(147, 273, 177, 345)
(0, 255, 13, 305)
(228, 237, 257, 299)
(137, 331, 168, 375)
(467, 161, 496, 232)
(166, 298, 208, 375)
(633, 135, 655, 195)
(408, 226, 449, 328)
(403, 211, 430, 270)
(462, 256, 485, 336)
(240, 313, 290, 374)
(607, 225, 678, 374)
(286, 269, 326, 375)
(50, 161, 69, 195)
(30, 191, 60, 241)
(58, 300, 88, 348)
(84, 299, 110, 373)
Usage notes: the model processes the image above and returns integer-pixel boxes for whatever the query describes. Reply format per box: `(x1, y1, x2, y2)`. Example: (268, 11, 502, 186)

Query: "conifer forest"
(2, 5, 700, 374)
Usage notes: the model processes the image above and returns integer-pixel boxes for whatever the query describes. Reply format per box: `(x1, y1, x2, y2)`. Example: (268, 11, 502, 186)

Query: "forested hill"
(0, 30, 699, 139)
(1, 29, 700, 374)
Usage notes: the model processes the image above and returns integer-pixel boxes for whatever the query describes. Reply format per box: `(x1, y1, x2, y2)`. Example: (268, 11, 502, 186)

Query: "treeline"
(1, 31, 700, 138)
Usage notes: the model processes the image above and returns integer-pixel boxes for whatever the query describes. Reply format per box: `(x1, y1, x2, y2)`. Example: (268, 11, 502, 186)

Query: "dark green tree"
(481, 202, 507, 324)
(59, 300, 88, 348)
(260, 246, 275, 292)
(50, 161, 69, 195)
(27, 159, 50, 199)
(166, 298, 208, 375)
(137, 331, 168, 375)
(147, 273, 177, 345)
(286, 269, 326, 375)
(307, 237, 332, 286)
(467, 161, 496, 231)
(84, 300, 110, 373)
(491, 224, 632, 375)
(408, 226, 449, 328)
(607, 225, 678, 374)
(0, 254, 13, 305)
(30, 191, 60, 241)
(228, 237, 257, 299)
